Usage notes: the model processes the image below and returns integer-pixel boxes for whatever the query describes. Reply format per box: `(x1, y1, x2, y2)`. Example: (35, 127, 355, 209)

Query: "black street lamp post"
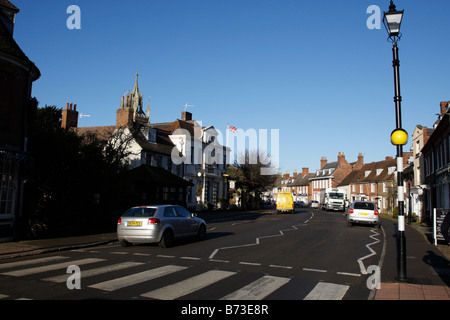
(383, 0, 407, 281)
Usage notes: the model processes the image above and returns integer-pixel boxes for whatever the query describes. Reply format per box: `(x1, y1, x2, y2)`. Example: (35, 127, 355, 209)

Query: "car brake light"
(148, 218, 161, 224)
(349, 209, 353, 214)
(117, 218, 122, 224)
(374, 210, 379, 216)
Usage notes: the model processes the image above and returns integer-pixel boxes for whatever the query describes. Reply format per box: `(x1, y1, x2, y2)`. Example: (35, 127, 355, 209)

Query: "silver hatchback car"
(117, 205, 206, 248)
(347, 201, 380, 227)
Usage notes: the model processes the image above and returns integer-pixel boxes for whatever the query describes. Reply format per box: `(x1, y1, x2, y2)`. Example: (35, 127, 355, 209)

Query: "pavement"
(0, 210, 449, 300)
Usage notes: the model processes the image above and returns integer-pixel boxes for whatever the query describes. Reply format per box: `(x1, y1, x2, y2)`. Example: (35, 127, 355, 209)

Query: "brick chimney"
(302, 167, 309, 176)
(353, 153, 364, 170)
(116, 106, 134, 128)
(283, 171, 290, 180)
(440, 101, 449, 114)
(320, 157, 327, 169)
(61, 103, 79, 129)
(181, 111, 192, 121)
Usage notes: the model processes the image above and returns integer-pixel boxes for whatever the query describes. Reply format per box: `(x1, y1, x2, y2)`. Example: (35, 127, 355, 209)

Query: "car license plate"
(359, 213, 369, 216)
(127, 221, 142, 226)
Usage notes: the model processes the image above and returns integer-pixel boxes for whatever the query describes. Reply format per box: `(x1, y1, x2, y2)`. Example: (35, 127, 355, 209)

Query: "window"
(0, 159, 18, 219)
(123, 207, 156, 217)
(164, 206, 177, 217)
(354, 202, 375, 210)
(148, 128, 157, 143)
(371, 183, 375, 193)
(175, 206, 191, 218)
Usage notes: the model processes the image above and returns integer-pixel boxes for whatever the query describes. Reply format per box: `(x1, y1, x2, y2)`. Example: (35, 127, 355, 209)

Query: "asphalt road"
(0, 208, 384, 301)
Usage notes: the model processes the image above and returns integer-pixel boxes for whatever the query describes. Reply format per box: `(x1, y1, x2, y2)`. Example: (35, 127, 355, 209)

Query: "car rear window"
(123, 207, 157, 217)
(354, 202, 375, 210)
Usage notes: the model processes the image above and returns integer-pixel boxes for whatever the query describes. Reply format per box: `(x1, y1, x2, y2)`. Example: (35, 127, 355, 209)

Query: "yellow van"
(276, 191, 294, 214)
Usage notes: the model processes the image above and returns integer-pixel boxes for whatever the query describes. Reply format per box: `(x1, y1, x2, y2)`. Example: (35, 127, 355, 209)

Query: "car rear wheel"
(197, 224, 206, 241)
(159, 229, 174, 248)
(119, 240, 132, 247)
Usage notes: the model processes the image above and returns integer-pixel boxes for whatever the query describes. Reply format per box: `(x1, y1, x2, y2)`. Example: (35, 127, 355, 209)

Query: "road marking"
(44, 261, 144, 283)
(1, 258, 105, 277)
(303, 282, 349, 300)
(88, 265, 187, 292)
(220, 275, 290, 300)
(209, 211, 314, 260)
(357, 229, 381, 275)
(0, 256, 68, 270)
(181, 257, 202, 261)
(239, 262, 261, 266)
(141, 270, 236, 300)
(0, 294, 9, 299)
(156, 255, 175, 259)
(269, 264, 292, 269)
(336, 272, 361, 277)
(209, 259, 230, 263)
(303, 268, 327, 273)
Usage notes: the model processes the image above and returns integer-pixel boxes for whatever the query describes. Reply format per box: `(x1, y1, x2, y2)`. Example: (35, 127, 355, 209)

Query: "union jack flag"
(228, 124, 237, 133)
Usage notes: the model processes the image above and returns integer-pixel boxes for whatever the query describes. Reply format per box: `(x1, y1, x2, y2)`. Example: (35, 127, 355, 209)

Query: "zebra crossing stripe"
(44, 261, 144, 283)
(88, 265, 187, 292)
(1, 258, 105, 277)
(220, 275, 290, 300)
(0, 256, 68, 271)
(303, 282, 349, 300)
(141, 270, 236, 300)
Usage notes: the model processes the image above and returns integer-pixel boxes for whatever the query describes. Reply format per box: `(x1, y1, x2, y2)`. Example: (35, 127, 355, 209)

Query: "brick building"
(309, 152, 363, 201)
(0, 0, 40, 239)
(63, 74, 229, 209)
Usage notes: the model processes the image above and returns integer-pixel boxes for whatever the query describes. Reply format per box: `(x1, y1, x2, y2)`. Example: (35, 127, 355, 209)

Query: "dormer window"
(388, 166, 395, 174)
(365, 171, 371, 177)
(148, 128, 156, 142)
(376, 168, 383, 175)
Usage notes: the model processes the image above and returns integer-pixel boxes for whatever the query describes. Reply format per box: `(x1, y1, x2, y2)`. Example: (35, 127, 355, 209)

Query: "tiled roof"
(0, 2, 40, 80)
(338, 158, 397, 186)
(0, 0, 19, 12)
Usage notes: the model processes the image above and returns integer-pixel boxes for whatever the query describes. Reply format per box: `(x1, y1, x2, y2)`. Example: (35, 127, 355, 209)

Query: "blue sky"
(12, 0, 450, 174)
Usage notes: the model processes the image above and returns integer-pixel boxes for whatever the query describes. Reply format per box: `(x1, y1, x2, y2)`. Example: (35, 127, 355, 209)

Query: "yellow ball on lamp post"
(390, 128, 408, 146)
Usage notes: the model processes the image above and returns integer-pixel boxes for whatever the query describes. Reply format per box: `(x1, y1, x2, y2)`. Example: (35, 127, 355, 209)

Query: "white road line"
(269, 265, 292, 269)
(209, 211, 314, 260)
(336, 272, 361, 277)
(181, 257, 202, 261)
(88, 265, 187, 292)
(209, 259, 230, 263)
(357, 229, 381, 275)
(303, 282, 349, 300)
(0, 294, 9, 299)
(141, 270, 236, 300)
(1, 258, 105, 277)
(239, 262, 261, 266)
(303, 268, 327, 273)
(0, 256, 68, 270)
(156, 255, 175, 258)
(220, 275, 290, 300)
(44, 261, 144, 283)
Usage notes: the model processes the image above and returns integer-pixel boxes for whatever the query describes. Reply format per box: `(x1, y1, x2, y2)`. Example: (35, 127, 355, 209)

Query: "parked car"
(308, 200, 319, 208)
(347, 201, 380, 227)
(117, 205, 206, 248)
(276, 191, 295, 213)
